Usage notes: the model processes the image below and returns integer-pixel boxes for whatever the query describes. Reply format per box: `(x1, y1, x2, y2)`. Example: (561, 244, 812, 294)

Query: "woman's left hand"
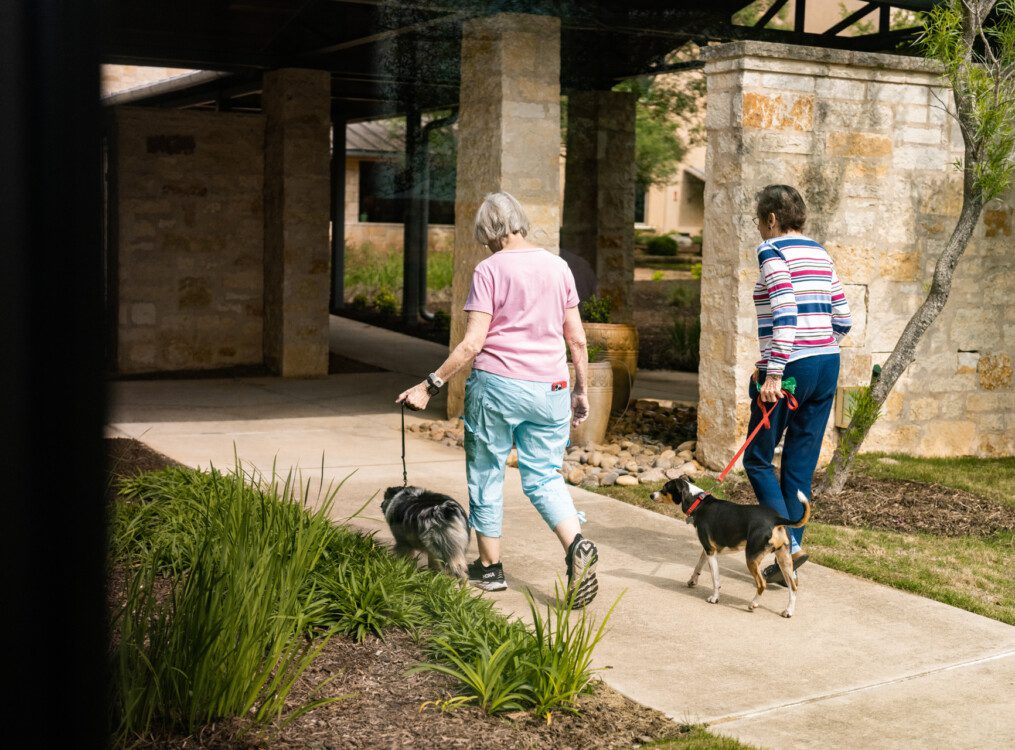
(397, 382, 431, 411)
(759, 375, 783, 404)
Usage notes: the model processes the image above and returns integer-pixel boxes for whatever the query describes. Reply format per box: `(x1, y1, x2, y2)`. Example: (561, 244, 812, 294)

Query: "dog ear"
(383, 486, 400, 500)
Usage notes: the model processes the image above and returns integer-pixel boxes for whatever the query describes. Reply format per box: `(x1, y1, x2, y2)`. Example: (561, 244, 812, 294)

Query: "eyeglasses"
(751, 217, 761, 227)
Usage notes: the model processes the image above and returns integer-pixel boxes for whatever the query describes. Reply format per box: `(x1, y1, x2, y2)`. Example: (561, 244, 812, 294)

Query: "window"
(358, 160, 404, 223)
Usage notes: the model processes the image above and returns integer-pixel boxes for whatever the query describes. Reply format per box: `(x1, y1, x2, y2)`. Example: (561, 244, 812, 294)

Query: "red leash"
(716, 390, 798, 483)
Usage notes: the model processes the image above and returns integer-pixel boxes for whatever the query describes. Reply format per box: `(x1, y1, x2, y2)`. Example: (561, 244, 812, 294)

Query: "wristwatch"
(425, 372, 444, 396)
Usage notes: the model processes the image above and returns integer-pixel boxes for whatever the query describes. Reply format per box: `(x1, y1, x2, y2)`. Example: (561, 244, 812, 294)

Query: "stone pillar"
(263, 68, 332, 377)
(698, 41, 1012, 466)
(560, 90, 637, 321)
(447, 13, 561, 416)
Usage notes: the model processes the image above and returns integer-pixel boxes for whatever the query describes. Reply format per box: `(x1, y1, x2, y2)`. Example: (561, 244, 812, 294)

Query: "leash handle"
(400, 402, 408, 487)
(716, 389, 798, 483)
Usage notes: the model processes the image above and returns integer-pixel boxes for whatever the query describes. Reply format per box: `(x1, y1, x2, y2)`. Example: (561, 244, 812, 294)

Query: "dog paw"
(748, 601, 759, 611)
(781, 609, 793, 618)
(686, 579, 697, 588)
(707, 594, 720, 604)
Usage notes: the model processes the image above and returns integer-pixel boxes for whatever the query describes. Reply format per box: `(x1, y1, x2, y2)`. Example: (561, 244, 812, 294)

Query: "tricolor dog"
(650, 477, 810, 618)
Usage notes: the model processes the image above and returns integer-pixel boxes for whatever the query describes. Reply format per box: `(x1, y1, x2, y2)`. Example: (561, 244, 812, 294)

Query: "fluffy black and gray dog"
(381, 485, 470, 579)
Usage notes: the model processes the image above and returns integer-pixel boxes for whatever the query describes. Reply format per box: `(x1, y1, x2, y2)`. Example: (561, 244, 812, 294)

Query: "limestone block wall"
(262, 69, 332, 378)
(113, 107, 265, 374)
(698, 41, 1013, 467)
(447, 12, 562, 416)
(345, 223, 455, 253)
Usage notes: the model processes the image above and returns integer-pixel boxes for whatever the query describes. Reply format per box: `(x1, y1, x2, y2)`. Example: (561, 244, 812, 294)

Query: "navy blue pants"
(743, 354, 839, 552)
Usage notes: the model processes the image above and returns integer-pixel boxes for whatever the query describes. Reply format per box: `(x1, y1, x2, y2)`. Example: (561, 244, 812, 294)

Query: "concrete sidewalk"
(106, 320, 1015, 750)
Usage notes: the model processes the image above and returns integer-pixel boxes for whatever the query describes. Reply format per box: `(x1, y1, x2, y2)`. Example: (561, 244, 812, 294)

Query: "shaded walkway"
(106, 321, 1015, 750)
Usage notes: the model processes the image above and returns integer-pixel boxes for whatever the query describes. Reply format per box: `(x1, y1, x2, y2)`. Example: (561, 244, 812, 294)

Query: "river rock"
(677, 440, 696, 452)
(653, 457, 673, 470)
(664, 467, 685, 480)
(624, 461, 640, 474)
(567, 468, 585, 485)
(677, 450, 694, 462)
(600, 455, 620, 471)
(639, 468, 666, 483)
(616, 475, 639, 486)
(659, 449, 676, 461)
(600, 472, 620, 486)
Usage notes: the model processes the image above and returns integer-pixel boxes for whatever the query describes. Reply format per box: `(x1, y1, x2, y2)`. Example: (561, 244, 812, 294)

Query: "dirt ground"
(652, 472, 1015, 539)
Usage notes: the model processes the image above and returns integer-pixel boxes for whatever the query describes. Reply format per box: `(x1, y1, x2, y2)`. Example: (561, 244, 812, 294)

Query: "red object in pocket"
(551, 380, 568, 391)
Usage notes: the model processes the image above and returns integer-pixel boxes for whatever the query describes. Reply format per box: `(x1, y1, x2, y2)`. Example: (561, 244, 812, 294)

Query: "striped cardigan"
(753, 235, 852, 377)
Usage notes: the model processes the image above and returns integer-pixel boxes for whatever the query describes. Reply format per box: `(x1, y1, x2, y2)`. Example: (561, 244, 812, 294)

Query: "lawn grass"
(852, 453, 1015, 508)
(644, 726, 760, 749)
(590, 462, 1015, 625)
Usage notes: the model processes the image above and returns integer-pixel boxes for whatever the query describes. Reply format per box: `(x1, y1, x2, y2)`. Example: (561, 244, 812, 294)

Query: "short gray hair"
(473, 192, 530, 246)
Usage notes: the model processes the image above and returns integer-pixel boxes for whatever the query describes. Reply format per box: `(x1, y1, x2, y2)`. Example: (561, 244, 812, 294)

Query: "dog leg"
(747, 554, 765, 611)
(444, 553, 468, 581)
(774, 547, 797, 618)
(687, 551, 707, 588)
(426, 554, 442, 571)
(705, 553, 721, 604)
(393, 542, 414, 559)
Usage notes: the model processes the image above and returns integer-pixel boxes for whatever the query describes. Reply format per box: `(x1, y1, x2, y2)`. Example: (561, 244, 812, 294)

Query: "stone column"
(560, 90, 637, 320)
(696, 41, 1014, 466)
(263, 68, 332, 377)
(447, 13, 561, 416)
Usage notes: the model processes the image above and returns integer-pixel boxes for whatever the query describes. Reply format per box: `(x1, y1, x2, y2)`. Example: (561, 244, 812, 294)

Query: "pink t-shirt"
(463, 249, 579, 382)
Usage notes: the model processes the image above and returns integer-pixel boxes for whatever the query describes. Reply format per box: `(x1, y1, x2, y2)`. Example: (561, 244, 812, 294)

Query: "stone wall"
(698, 41, 1013, 466)
(345, 223, 455, 252)
(447, 13, 562, 416)
(262, 69, 332, 377)
(113, 107, 265, 374)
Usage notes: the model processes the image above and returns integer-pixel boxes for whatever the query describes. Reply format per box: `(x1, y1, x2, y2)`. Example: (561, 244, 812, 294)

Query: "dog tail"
(775, 491, 811, 528)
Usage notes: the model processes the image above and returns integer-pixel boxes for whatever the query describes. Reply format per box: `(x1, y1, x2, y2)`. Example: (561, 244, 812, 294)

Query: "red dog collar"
(685, 494, 706, 515)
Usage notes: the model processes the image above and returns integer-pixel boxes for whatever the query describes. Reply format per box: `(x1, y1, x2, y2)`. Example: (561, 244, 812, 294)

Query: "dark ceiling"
(100, 0, 941, 120)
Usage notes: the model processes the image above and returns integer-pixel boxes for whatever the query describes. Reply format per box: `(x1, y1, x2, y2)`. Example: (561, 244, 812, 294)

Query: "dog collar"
(685, 493, 707, 516)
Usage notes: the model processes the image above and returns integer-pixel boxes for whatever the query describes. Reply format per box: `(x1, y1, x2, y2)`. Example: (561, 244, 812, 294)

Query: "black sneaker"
(565, 534, 599, 609)
(764, 553, 808, 587)
(467, 558, 507, 591)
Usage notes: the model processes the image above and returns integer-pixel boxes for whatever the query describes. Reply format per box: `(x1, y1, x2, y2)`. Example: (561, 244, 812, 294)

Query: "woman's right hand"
(571, 392, 589, 426)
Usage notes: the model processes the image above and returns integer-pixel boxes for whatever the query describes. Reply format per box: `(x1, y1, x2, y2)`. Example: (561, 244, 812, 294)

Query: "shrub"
(668, 317, 701, 371)
(350, 293, 368, 310)
(580, 293, 612, 323)
(651, 270, 665, 282)
(690, 234, 702, 246)
(645, 235, 677, 256)
(668, 284, 700, 311)
(690, 262, 702, 280)
(111, 465, 343, 741)
(373, 288, 399, 317)
(416, 584, 620, 718)
(432, 308, 450, 336)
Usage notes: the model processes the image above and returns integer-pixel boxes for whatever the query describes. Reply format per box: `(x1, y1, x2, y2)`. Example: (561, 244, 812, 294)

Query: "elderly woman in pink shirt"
(397, 192, 599, 608)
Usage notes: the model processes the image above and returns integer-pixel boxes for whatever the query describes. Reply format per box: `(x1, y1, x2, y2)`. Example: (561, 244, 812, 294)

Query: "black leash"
(400, 402, 408, 487)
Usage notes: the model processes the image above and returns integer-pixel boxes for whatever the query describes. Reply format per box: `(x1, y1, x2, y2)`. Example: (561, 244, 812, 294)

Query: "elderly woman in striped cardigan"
(745, 184, 852, 586)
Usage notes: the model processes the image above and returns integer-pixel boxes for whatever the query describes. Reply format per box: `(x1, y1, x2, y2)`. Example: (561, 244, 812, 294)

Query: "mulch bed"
(715, 473, 1014, 539)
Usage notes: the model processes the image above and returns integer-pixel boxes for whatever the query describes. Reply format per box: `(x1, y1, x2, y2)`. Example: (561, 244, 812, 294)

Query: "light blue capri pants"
(463, 369, 579, 537)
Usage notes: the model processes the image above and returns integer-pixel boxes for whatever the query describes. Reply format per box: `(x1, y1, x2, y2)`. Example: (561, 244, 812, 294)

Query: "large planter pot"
(567, 361, 613, 448)
(583, 322, 639, 415)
